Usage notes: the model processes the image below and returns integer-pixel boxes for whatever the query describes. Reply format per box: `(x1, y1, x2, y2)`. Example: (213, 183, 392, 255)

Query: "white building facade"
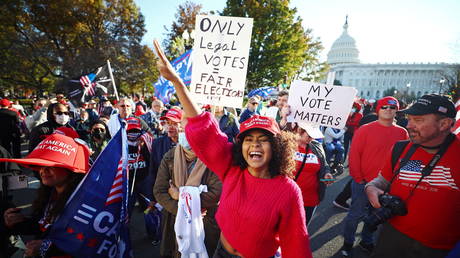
(327, 18, 457, 99)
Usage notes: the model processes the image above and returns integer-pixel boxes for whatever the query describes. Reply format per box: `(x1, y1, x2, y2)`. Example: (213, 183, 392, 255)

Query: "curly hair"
(232, 130, 297, 179)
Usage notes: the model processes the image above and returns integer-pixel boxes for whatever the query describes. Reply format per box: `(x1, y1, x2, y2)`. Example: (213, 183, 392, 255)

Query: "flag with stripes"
(45, 127, 133, 257)
(64, 63, 115, 106)
(140, 132, 153, 153)
(399, 160, 459, 190)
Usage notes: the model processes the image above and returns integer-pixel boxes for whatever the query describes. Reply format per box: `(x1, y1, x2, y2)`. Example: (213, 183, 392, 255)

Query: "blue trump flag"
(154, 50, 192, 104)
(247, 86, 276, 99)
(44, 128, 132, 257)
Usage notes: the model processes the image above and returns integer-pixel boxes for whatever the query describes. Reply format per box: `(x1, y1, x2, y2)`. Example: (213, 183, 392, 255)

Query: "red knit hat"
(237, 115, 280, 139)
(0, 134, 90, 173)
(0, 98, 11, 107)
(376, 96, 399, 113)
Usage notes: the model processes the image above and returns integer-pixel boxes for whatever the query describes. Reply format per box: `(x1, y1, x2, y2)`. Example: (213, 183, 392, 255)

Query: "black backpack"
(391, 140, 411, 172)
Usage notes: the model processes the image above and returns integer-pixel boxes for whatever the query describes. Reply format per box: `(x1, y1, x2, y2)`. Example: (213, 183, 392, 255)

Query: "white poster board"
(190, 15, 253, 108)
(287, 80, 357, 129)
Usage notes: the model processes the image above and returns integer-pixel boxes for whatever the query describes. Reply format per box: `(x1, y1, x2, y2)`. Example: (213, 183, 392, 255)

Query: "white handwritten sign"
(287, 80, 357, 129)
(190, 15, 253, 108)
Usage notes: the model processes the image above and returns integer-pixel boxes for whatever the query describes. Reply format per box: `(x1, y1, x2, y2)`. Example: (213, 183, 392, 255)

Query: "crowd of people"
(0, 42, 459, 257)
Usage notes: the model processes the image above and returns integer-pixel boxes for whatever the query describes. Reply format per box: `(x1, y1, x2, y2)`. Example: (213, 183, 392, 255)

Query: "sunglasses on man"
(54, 111, 70, 115)
(380, 105, 397, 110)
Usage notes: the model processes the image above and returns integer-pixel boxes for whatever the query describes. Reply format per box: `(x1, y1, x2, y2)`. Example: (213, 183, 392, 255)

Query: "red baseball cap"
(0, 134, 90, 173)
(237, 115, 281, 139)
(54, 127, 80, 139)
(160, 108, 183, 123)
(0, 98, 11, 107)
(376, 96, 399, 113)
(126, 117, 142, 131)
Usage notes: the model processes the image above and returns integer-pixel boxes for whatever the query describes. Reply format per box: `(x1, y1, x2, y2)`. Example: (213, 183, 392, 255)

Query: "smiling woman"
(0, 133, 89, 257)
(153, 39, 312, 258)
(232, 123, 297, 179)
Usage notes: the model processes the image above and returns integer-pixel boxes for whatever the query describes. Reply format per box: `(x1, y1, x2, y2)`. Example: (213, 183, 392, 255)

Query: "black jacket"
(28, 104, 73, 153)
(0, 108, 21, 158)
(308, 140, 331, 202)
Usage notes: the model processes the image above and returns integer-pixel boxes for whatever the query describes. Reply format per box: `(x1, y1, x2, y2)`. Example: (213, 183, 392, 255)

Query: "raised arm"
(153, 40, 201, 119)
(153, 40, 234, 180)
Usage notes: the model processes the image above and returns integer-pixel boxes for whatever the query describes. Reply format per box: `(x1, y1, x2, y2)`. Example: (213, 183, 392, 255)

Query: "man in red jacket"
(341, 96, 408, 257)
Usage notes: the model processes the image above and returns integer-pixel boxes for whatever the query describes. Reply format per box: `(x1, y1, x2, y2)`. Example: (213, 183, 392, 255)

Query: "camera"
(364, 194, 408, 231)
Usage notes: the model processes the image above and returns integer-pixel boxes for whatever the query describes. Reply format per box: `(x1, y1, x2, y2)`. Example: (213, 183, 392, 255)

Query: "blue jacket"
(148, 135, 176, 198)
(218, 109, 240, 143)
(239, 108, 256, 123)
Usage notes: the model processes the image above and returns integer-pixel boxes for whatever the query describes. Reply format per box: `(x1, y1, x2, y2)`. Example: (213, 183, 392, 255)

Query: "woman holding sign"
(153, 40, 312, 258)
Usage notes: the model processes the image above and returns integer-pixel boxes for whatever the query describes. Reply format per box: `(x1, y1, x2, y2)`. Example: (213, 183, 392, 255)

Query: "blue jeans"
(343, 180, 374, 245)
(325, 141, 344, 163)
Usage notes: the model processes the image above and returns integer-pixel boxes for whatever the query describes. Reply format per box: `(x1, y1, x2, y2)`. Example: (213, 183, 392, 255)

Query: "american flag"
(63, 63, 115, 107)
(79, 75, 96, 96)
(399, 160, 459, 190)
(140, 132, 154, 153)
(105, 160, 124, 205)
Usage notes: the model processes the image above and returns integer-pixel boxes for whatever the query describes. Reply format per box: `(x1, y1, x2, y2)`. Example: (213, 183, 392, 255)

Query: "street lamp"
(439, 78, 446, 94)
(405, 82, 411, 102)
(182, 30, 195, 51)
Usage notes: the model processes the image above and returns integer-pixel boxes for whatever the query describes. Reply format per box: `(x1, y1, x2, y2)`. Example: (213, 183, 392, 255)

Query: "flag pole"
(107, 60, 119, 101)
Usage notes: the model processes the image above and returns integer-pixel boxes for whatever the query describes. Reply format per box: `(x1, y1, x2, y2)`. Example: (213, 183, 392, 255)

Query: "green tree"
(163, 1, 204, 59)
(222, 0, 324, 90)
(0, 0, 158, 95)
(383, 87, 397, 97)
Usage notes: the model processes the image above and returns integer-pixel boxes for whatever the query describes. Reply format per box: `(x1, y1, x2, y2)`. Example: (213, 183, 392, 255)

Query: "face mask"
(91, 131, 105, 140)
(127, 131, 141, 142)
(55, 114, 69, 125)
(178, 132, 190, 150)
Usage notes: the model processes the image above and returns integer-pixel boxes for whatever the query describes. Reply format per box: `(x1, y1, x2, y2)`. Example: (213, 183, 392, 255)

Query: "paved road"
(9, 141, 372, 257)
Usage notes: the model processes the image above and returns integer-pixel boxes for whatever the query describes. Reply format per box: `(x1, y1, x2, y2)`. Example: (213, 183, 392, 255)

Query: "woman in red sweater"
(153, 40, 312, 258)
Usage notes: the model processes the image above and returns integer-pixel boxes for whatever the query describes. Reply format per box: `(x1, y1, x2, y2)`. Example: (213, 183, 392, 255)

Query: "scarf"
(173, 145, 207, 187)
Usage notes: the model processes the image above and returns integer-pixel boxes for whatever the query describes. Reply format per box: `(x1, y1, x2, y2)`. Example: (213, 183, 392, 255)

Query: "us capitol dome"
(327, 16, 360, 65)
(326, 17, 456, 99)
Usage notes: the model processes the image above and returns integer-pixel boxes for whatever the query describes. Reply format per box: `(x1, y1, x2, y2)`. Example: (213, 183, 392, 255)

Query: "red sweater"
(349, 121, 408, 183)
(294, 146, 321, 207)
(186, 112, 312, 258)
(380, 139, 460, 249)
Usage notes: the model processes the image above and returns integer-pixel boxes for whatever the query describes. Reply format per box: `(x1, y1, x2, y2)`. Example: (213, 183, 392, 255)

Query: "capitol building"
(327, 18, 457, 100)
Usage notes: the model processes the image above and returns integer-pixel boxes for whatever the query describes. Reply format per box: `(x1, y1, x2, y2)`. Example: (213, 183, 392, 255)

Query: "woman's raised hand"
(153, 40, 181, 84)
(153, 39, 201, 118)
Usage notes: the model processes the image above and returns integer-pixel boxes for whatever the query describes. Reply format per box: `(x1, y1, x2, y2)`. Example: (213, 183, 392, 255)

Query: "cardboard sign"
(288, 80, 357, 129)
(190, 15, 253, 108)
